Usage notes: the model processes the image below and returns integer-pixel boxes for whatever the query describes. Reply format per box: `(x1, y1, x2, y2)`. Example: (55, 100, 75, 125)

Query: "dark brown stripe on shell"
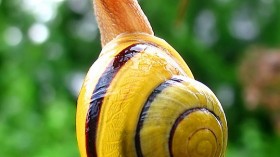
(85, 43, 149, 157)
(135, 76, 184, 157)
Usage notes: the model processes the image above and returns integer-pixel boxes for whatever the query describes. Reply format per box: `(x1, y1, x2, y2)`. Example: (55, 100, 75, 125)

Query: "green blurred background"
(1, 0, 280, 156)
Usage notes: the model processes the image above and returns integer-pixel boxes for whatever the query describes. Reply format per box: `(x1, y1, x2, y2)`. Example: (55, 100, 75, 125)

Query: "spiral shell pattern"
(76, 33, 227, 157)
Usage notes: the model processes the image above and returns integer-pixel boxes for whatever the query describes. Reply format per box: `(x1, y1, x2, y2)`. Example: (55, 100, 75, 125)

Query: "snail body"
(76, 1, 227, 157)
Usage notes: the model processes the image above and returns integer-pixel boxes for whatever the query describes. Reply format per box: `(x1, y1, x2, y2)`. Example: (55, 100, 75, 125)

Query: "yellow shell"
(76, 33, 227, 157)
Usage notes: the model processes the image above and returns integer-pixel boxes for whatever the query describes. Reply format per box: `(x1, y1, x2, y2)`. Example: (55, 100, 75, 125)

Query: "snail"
(76, 0, 228, 157)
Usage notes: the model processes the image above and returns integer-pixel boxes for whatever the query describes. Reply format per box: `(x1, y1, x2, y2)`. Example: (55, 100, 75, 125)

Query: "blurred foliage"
(0, 0, 280, 156)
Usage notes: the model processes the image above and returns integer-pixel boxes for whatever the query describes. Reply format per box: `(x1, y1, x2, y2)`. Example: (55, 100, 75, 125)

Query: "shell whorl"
(136, 76, 226, 157)
(76, 33, 227, 157)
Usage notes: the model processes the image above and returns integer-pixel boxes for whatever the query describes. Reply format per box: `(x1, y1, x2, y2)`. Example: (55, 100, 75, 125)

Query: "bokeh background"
(1, 0, 280, 156)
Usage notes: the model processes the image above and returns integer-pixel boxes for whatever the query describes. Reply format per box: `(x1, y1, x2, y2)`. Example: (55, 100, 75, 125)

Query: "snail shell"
(76, 33, 227, 157)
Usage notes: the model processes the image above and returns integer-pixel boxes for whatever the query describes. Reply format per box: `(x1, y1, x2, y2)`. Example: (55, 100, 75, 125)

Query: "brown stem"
(93, 0, 154, 47)
(175, 0, 188, 26)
